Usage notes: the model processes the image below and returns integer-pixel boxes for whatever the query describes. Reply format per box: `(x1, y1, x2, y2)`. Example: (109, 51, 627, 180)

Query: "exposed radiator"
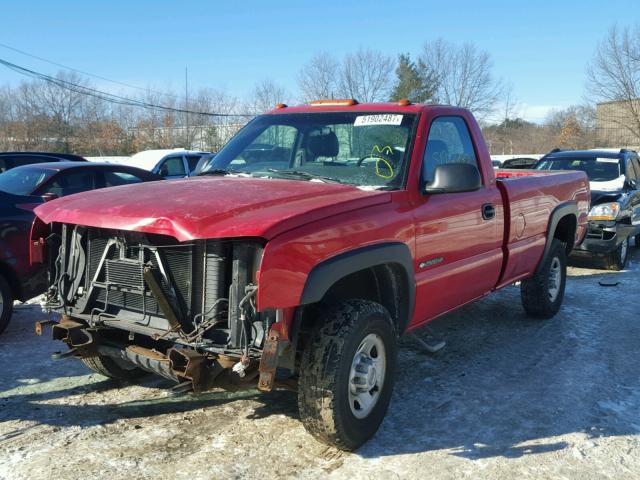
(85, 229, 228, 330)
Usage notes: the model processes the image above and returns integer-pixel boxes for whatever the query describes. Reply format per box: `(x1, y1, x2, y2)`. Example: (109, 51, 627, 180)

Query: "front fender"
(255, 199, 416, 312)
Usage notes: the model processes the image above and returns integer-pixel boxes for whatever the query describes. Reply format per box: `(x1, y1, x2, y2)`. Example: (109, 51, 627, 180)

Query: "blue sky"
(0, 1, 637, 122)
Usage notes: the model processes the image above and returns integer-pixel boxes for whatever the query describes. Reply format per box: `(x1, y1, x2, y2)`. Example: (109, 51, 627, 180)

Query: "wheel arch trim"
(300, 242, 416, 333)
(536, 202, 578, 275)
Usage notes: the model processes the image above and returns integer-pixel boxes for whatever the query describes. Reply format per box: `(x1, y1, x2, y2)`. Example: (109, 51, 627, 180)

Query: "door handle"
(482, 203, 496, 220)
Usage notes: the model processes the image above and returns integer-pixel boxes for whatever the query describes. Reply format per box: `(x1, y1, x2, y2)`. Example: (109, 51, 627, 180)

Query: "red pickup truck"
(33, 100, 589, 450)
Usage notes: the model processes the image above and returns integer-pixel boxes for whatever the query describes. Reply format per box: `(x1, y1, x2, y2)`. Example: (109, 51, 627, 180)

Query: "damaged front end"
(37, 223, 292, 393)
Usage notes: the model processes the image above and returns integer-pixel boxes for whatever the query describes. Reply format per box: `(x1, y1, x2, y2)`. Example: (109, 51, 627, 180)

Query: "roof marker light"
(309, 99, 358, 106)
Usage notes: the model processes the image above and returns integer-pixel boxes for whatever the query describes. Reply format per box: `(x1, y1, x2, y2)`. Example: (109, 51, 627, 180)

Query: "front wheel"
(604, 237, 629, 271)
(521, 238, 567, 319)
(298, 299, 398, 451)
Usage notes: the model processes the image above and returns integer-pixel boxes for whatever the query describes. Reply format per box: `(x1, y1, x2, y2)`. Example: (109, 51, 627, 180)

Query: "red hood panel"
(34, 177, 391, 241)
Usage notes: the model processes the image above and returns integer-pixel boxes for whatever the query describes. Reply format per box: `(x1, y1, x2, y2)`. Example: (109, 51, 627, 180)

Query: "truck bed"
(494, 169, 590, 288)
(495, 169, 577, 179)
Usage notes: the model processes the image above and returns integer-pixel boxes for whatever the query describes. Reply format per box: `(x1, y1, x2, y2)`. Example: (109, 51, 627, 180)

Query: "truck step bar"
(408, 330, 446, 354)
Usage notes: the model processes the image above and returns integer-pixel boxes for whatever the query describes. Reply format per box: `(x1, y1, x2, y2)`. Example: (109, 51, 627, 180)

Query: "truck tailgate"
(495, 170, 590, 288)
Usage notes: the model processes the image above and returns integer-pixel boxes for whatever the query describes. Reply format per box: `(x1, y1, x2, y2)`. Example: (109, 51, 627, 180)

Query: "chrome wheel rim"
(348, 333, 386, 419)
(548, 257, 562, 302)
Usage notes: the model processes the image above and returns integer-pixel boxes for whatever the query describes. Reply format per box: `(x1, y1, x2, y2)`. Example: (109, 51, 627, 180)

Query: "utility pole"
(185, 66, 189, 149)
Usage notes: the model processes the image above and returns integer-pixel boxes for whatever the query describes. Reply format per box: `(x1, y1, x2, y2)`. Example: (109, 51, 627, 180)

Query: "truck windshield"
(0, 166, 55, 195)
(201, 112, 418, 189)
(536, 157, 622, 182)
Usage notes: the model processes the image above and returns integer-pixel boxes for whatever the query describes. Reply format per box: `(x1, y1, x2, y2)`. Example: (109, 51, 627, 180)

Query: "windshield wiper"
(197, 168, 240, 176)
(265, 169, 344, 184)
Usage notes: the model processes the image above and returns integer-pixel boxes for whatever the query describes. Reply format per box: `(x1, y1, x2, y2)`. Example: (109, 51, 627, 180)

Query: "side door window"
(41, 171, 96, 197)
(627, 157, 639, 185)
(185, 155, 202, 175)
(158, 155, 186, 178)
(103, 170, 146, 187)
(422, 116, 479, 185)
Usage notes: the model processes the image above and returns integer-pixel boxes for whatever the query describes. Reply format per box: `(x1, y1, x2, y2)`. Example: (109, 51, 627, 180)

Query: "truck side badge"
(419, 257, 444, 269)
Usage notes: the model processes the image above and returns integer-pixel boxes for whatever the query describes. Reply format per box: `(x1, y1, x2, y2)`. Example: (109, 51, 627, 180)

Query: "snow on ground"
(1, 250, 639, 480)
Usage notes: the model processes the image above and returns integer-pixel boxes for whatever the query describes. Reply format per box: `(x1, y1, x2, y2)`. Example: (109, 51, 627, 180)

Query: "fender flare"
(536, 202, 578, 274)
(300, 242, 415, 333)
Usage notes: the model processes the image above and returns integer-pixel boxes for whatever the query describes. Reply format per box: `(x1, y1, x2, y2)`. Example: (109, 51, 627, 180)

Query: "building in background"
(596, 99, 640, 149)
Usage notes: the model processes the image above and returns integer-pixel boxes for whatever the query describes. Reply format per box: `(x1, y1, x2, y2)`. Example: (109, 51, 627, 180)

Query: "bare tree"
(0, 68, 249, 154)
(546, 105, 596, 132)
(586, 24, 640, 141)
(339, 48, 395, 102)
(297, 52, 340, 101)
(248, 79, 288, 114)
(419, 39, 504, 119)
(499, 85, 521, 124)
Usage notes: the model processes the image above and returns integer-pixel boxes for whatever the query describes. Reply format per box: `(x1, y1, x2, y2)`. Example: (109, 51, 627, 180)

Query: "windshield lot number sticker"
(355, 114, 403, 126)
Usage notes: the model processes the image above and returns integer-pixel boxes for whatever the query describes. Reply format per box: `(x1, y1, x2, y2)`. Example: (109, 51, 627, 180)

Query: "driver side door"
(412, 116, 503, 324)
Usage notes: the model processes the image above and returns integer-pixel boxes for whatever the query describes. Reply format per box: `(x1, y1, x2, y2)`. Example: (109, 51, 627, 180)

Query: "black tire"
(604, 237, 629, 271)
(634, 234, 640, 249)
(0, 274, 15, 335)
(298, 299, 397, 451)
(81, 355, 145, 380)
(521, 238, 567, 319)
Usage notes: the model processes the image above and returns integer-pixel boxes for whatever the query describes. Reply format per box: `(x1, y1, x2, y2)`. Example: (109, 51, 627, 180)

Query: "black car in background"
(536, 148, 640, 270)
(0, 151, 86, 173)
(500, 157, 540, 169)
(0, 162, 161, 334)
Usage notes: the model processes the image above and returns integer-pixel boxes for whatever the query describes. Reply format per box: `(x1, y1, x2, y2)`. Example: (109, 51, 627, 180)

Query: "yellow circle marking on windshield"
(371, 145, 394, 179)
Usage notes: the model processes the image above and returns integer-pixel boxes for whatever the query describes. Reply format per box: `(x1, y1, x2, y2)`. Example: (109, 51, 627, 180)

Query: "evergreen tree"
(390, 54, 437, 103)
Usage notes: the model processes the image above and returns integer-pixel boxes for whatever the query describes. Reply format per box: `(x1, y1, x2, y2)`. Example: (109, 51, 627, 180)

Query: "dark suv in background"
(536, 148, 640, 269)
(0, 151, 86, 173)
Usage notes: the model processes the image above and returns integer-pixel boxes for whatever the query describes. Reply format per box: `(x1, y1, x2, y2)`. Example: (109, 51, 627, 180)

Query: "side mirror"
(625, 178, 637, 190)
(424, 163, 482, 194)
(42, 192, 59, 202)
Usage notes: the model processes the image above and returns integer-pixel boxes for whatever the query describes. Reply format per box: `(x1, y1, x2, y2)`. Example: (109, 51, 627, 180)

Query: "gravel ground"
(1, 249, 639, 480)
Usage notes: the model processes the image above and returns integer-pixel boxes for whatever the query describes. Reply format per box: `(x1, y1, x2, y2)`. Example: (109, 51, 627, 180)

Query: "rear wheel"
(298, 299, 397, 451)
(81, 355, 145, 380)
(0, 274, 14, 335)
(521, 239, 567, 319)
(604, 237, 628, 271)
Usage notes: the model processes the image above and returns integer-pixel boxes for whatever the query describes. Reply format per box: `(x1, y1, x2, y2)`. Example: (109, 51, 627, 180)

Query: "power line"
(0, 57, 253, 118)
(0, 41, 182, 100)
